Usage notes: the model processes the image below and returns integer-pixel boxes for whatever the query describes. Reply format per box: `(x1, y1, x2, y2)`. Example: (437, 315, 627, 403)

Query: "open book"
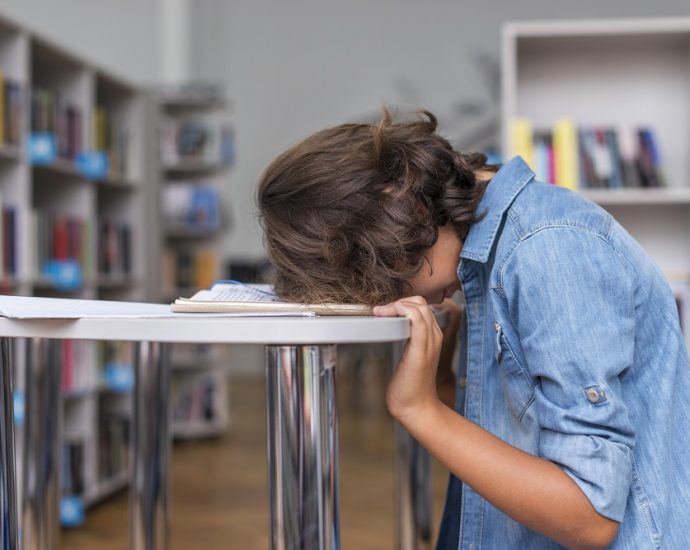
(170, 282, 373, 316)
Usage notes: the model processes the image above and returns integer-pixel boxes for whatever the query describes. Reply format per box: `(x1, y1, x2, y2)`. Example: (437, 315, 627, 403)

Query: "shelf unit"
(502, 17, 690, 283)
(0, 13, 147, 527)
(153, 87, 233, 439)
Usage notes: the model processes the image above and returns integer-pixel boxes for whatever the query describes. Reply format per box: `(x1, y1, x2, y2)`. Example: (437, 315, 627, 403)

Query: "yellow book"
(509, 117, 534, 168)
(552, 118, 579, 190)
(194, 250, 218, 290)
(93, 107, 105, 151)
(161, 251, 174, 298)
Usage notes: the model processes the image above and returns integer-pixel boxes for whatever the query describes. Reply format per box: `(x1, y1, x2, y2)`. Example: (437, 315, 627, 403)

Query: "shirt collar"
(459, 156, 535, 264)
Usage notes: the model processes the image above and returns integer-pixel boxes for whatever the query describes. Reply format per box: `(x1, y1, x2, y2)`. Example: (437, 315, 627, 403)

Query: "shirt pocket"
(495, 323, 535, 421)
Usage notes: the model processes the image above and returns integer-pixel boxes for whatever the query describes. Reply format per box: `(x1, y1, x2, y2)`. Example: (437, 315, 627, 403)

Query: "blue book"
(604, 129, 624, 189)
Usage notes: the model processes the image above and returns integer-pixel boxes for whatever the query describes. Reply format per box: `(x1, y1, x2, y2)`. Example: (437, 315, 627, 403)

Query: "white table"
(0, 296, 434, 550)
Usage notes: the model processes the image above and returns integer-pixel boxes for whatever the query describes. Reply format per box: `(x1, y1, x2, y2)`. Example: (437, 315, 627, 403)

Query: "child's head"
(257, 109, 495, 306)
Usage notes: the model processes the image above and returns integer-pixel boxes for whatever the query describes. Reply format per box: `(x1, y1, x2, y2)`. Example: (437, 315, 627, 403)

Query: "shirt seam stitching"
(498, 332, 536, 420)
(631, 453, 662, 549)
(476, 287, 486, 548)
(494, 223, 622, 296)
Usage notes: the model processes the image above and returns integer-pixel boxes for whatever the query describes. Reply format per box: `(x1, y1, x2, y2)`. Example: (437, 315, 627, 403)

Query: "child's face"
(406, 225, 462, 304)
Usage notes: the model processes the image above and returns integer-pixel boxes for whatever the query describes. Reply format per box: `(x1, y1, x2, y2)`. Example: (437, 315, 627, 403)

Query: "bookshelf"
(0, 13, 148, 527)
(502, 17, 690, 336)
(153, 84, 234, 439)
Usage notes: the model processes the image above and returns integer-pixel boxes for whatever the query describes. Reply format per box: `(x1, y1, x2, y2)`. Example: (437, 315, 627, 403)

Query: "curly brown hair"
(256, 109, 495, 306)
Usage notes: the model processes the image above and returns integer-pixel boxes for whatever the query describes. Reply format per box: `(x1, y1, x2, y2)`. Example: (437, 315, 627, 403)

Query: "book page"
(174, 282, 372, 316)
(187, 283, 276, 302)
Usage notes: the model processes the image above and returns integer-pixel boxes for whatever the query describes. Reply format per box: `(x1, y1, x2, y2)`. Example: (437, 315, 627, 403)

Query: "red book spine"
(547, 142, 556, 185)
(53, 215, 69, 261)
(74, 219, 83, 265)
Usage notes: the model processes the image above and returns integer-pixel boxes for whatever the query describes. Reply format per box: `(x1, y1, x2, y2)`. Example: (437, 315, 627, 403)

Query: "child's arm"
(375, 297, 619, 550)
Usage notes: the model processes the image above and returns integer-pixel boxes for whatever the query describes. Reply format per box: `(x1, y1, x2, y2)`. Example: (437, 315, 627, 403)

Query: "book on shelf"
(61, 340, 98, 394)
(170, 281, 373, 316)
(552, 119, 579, 191)
(162, 248, 219, 294)
(98, 220, 132, 277)
(31, 86, 83, 161)
(173, 373, 219, 425)
(62, 437, 85, 496)
(93, 105, 130, 180)
(162, 183, 221, 232)
(98, 413, 129, 482)
(34, 210, 93, 284)
(0, 195, 18, 279)
(160, 114, 234, 167)
(61, 437, 86, 526)
(0, 69, 23, 147)
(509, 118, 666, 190)
(99, 341, 134, 392)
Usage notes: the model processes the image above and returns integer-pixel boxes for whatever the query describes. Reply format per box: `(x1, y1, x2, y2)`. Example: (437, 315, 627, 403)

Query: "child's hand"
(373, 296, 443, 422)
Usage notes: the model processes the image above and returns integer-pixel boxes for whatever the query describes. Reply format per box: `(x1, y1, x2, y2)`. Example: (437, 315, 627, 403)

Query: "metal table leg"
(130, 342, 171, 550)
(395, 427, 432, 550)
(265, 345, 339, 550)
(392, 342, 432, 550)
(0, 338, 17, 550)
(22, 338, 61, 550)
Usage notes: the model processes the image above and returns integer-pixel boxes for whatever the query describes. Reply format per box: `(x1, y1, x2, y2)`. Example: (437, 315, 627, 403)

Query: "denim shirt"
(436, 156, 690, 549)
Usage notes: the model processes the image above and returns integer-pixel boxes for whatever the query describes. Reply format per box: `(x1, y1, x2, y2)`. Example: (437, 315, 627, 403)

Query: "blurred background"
(6, 0, 690, 262)
(2, 1, 690, 548)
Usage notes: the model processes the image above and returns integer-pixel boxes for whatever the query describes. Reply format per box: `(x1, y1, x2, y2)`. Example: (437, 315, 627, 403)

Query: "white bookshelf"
(502, 17, 690, 280)
(0, 12, 148, 527)
(153, 87, 233, 439)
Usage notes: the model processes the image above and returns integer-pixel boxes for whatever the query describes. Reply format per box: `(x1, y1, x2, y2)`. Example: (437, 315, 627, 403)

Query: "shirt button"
(585, 385, 607, 404)
(586, 388, 599, 403)
(458, 376, 468, 388)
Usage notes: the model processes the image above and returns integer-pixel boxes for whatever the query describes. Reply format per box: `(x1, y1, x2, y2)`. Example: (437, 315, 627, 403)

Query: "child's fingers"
(372, 302, 400, 317)
(374, 297, 442, 344)
(373, 296, 428, 320)
(399, 297, 440, 329)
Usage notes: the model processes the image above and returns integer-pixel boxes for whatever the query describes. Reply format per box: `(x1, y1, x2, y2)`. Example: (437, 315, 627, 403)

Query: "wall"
(189, 0, 690, 262)
(0, 0, 162, 84)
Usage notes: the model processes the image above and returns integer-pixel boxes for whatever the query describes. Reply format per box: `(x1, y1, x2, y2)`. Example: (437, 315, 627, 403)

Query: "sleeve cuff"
(540, 431, 633, 522)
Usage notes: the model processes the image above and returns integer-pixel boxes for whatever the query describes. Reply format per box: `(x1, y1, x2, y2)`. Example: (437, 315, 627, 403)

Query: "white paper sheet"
(0, 295, 314, 319)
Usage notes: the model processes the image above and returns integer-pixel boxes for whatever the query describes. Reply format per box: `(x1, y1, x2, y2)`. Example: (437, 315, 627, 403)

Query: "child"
(257, 110, 690, 549)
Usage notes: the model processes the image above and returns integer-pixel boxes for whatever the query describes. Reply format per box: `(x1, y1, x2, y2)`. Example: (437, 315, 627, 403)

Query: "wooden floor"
(61, 361, 450, 549)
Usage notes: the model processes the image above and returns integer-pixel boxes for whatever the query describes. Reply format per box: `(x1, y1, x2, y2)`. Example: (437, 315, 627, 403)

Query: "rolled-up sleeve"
(502, 225, 635, 522)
